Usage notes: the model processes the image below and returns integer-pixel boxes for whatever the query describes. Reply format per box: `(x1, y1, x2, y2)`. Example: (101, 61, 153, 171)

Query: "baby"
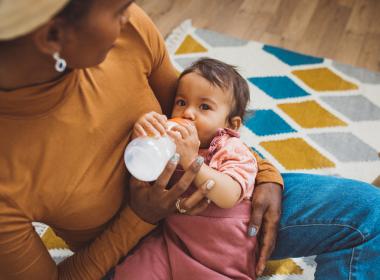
(115, 58, 259, 279)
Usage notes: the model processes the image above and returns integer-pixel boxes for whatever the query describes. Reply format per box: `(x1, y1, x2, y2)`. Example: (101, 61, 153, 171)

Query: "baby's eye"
(175, 99, 186, 106)
(200, 104, 210, 110)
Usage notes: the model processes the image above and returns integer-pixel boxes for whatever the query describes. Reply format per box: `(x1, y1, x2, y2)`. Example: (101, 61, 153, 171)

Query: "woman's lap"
(106, 173, 380, 279)
(272, 173, 380, 279)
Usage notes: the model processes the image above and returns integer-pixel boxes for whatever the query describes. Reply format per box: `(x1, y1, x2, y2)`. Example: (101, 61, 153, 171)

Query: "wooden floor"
(136, 0, 380, 72)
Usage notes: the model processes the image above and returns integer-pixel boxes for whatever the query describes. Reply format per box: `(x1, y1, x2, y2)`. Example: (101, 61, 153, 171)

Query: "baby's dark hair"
(179, 58, 250, 122)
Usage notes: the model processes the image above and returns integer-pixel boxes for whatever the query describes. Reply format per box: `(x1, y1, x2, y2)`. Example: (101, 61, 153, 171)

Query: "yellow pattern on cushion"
(278, 100, 347, 128)
(263, 259, 304, 276)
(175, 35, 207, 54)
(41, 227, 69, 250)
(292, 67, 358, 91)
(261, 138, 335, 170)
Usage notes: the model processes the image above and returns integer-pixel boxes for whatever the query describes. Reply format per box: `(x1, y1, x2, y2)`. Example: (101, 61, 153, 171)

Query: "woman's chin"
(98, 51, 111, 64)
(92, 46, 115, 66)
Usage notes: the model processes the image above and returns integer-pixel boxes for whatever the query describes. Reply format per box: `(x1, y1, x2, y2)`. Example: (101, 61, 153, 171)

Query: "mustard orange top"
(0, 4, 283, 279)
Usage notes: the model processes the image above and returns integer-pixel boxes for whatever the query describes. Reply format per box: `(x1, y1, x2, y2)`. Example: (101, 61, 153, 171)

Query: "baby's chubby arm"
(194, 165, 242, 208)
(132, 111, 168, 139)
(168, 123, 242, 209)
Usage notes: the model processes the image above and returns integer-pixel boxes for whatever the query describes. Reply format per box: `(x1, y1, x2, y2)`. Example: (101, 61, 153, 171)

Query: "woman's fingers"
(153, 153, 180, 190)
(181, 179, 214, 210)
(248, 202, 265, 237)
(129, 176, 148, 190)
(182, 180, 215, 209)
(182, 179, 215, 214)
(256, 219, 278, 276)
(167, 156, 204, 200)
(186, 198, 210, 215)
(249, 183, 282, 277)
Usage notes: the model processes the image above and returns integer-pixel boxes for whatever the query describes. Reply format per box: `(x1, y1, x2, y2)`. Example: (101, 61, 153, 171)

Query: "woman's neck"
(0, 38, 63, 91)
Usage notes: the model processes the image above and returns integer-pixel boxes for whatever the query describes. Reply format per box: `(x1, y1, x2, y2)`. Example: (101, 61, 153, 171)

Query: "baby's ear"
(229, 116, 242, 130)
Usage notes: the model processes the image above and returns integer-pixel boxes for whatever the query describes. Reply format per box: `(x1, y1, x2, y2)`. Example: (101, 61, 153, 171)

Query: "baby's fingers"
(140, 119, 162, 137)
(134, 124, 147, 137)
(167, 130, 182, 141)
(170, 125, 189, 139)
(151, 113, 168, 135)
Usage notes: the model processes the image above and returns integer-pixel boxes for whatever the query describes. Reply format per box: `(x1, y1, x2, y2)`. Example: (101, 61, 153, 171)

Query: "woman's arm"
(0, 192, 155, 280)
(251, 151, 284, 188)
(0, 156, 210, 280)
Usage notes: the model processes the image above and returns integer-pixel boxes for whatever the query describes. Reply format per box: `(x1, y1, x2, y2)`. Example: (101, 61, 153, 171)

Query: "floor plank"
(136, 0, 380, 72)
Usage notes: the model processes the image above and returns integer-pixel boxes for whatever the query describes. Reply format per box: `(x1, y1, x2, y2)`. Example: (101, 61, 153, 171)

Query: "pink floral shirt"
(199, 128, 258, 201)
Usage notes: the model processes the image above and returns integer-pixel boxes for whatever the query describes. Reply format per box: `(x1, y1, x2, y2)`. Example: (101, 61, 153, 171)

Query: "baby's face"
(172, 72, 232, 148)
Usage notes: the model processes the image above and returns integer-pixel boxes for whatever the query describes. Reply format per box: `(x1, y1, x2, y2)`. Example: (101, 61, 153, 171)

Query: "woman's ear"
(229, 116, 242, 130)
(32, 19, 64, 56)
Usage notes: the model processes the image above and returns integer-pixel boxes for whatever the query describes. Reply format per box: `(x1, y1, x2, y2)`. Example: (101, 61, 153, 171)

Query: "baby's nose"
(182, 108, 196, 120)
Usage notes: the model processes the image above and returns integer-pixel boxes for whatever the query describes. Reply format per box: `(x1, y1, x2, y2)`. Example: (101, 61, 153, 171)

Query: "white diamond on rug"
(321, 95, 380, 121)
(194, 28, 248, 47)
(308, 132, 379, 162)
(332, 62, 380, 84)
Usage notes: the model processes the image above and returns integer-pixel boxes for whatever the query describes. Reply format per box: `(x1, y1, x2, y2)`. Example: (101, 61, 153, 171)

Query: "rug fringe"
(165, 19, 193, 54)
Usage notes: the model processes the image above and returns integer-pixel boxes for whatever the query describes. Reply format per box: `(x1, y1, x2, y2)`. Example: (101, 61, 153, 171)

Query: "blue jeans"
(272, 173, 380, 279)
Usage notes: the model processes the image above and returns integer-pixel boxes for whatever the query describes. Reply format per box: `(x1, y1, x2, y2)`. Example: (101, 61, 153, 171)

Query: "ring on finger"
(176, 198, 187, 214)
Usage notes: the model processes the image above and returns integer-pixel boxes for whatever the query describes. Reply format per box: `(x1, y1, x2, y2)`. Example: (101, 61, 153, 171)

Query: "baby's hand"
(133, 111, 168, 138)
(168, 121, 200, 170)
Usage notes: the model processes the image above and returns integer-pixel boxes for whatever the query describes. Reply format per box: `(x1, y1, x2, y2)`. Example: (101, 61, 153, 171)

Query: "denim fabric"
(272, 173, 380, 279)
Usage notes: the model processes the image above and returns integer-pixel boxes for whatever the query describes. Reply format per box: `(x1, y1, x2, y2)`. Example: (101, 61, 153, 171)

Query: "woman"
(0, 0, 283, 279)
(0, 1, 379, 279)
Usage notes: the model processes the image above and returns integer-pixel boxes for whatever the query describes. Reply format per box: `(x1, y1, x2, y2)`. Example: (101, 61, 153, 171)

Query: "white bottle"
(124, 120, 178, 182)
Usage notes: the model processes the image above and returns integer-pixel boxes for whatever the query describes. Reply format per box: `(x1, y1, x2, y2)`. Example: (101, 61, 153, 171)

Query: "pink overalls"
(115, 128, 258, 279)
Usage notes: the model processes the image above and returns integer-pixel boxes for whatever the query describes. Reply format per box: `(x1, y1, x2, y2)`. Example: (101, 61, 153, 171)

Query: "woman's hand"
(168, 121, 200, 170)
(248, 183, 282, 277)
(129, 154, 212, 224)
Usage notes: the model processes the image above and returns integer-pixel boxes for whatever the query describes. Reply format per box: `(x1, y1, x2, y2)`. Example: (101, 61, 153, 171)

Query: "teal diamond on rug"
(244, 109, 296, 136)
(263, 45, 324, 66)
(248, 76, 310, 99)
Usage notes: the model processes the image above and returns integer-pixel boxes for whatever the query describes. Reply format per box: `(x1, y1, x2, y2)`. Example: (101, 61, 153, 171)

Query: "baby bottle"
(124, 119, 182, 182)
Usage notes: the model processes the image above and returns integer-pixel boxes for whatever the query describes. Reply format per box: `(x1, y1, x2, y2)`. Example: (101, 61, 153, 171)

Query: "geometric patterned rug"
(165, 20, 380, 279)
(167, 20, 380, 184)
(34, 20, 380, 279)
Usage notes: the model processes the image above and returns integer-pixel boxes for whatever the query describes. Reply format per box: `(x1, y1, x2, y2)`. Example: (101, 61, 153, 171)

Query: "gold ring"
(176, 198, 187, 214)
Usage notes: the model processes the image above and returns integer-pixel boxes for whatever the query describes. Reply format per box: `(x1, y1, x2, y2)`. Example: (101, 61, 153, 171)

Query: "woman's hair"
(55, 0, 94, 22)
(179, 58, 250, 122)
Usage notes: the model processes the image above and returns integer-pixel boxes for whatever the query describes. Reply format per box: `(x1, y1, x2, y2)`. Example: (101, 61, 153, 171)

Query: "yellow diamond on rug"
(292, 67, 358, 91)
(278, 100, 347, 128)
(175, 35, 208, 54)
(263, 259, 303, 276)
(261, 138, 335, 170)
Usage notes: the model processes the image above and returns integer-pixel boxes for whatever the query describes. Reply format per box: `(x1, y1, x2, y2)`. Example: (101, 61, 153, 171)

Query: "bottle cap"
(167, 118, 193, 130)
